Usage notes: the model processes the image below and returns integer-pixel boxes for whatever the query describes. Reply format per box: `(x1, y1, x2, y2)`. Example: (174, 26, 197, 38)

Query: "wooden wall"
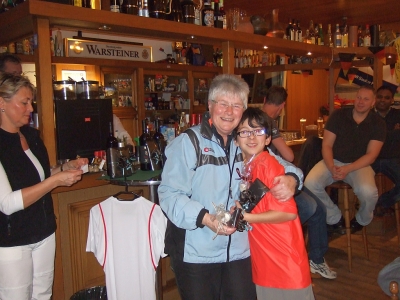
(285, 69, 330, 130)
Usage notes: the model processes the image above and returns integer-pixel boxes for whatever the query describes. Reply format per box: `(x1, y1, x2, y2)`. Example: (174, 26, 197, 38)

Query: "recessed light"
(99, 25, 111, 30)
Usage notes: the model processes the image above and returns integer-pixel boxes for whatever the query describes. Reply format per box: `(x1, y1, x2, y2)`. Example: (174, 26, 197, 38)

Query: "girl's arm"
(242, 209, 297, 224)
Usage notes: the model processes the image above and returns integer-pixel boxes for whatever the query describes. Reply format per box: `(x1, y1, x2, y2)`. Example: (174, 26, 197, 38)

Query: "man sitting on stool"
(372, 85, 400, 210)
(305, 85, 386, 234)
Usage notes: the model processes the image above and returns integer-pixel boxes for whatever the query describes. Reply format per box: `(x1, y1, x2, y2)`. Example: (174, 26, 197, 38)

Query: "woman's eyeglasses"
(237, 128, 267, 138)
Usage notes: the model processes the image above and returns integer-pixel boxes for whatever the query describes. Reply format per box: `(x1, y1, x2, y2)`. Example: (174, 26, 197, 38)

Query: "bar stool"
(326, 181, 368, 272)
(375, 173, 400, 248)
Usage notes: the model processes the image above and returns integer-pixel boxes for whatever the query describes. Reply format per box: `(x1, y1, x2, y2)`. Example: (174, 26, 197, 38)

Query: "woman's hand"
(202, 212, 237, 236)
(65, 158, 89, 171)
(270, 175, 296, 202)
(55, 169, 84, 187)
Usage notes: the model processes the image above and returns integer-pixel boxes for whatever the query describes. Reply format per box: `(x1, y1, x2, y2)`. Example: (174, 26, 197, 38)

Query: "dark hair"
(0, 53, 21, 73)
(236, 107, 270, 137)
(376, 85, 394, 98)
(264, 85, 288, 105)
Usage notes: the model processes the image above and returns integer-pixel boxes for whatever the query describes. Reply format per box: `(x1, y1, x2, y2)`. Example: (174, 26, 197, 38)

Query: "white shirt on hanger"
(86, 196, 167, 300)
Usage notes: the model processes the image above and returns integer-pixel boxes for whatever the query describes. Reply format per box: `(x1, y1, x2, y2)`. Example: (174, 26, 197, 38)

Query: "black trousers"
(170, 256, 256, 300)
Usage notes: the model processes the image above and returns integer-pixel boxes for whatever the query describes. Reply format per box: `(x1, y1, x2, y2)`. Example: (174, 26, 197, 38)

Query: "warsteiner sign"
(65, 38, 152, 62)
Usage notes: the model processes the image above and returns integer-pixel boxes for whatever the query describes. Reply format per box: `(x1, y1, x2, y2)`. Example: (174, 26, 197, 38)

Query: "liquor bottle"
(334, 23, 342, 48)
(318, 24, 324, 45)
(139, 119, 153, 171)
(142, 0, 149, 17)
(213, 0, 223, 28)
(247, 49, 253, 67)
(357, 26, 364, 47)
(219, 0, 226, 29)
(234, 49, 239, 68)
(261, 51, 269, 66)
(296, 21, 302, 42)
(202, 0, 214, 27)
(291, 20, 298, 41)
(326, 24, 333, 47)
(106, 122, 120, 178)
(363, 24, 371, 47)
(308, 20, 315, 44)
(341, 17, 348, 48)
(314, 25, 320, 45)
(286, 19, 293, 40)
(176, 112, 188, 135)
(153, 118, 166, 168)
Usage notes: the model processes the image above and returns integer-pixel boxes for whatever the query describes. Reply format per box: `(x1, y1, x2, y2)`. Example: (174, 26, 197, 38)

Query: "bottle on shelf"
(286, 19, 293, 40)
(326, 24, 333, 47)
(341, 17, 348, 48)
(202, 0, 214, 27)
(296, 21, 302, 42)
(308, 20, 315, 44)
(219, 0, 226, 29)
(357, 26, 364, 47)
(290, 19, 297, 41)
(139, 119, 156, 171)
(153, 118, 166, 168)
(318, 24, 324, 45)
(106, 122, 121, 178)
(176, 112, 189, 136)
(363, 24, 371, 47)
(213, 0, 223, 28)
(334, 23, 342, 48)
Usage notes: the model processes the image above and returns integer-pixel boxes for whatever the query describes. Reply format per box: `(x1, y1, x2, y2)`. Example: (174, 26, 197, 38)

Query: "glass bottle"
(308, 20, 315, 44)
(153, 118, 166, 168)
(296, 21, 302, 42)
(286, 19, 293, 40)
(266, 9, 285, 38)
(318, 24, 324, 45)
(110, 0, 120, 12)
(357, 26, 364, 47)
(176, 112, 188, 135)
(106, 122, 120, 178)
(219, 0, 226, 29)
(341, 17, 348, 48)
(139, 119, 153, 171)
(334, 23, 342, 48)
(326, 24, 333, 47)
(213, 0, 223, 28)
(363, 24, 371, 47)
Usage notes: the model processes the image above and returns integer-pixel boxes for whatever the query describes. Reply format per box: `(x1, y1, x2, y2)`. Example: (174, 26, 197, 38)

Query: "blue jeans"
(372, 158, 400, 208)
(305, 159, 378, 226)
(295, 187, 328, 264)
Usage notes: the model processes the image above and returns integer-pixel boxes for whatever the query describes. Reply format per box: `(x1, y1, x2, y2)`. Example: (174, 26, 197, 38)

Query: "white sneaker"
(309, 259, 337, 279)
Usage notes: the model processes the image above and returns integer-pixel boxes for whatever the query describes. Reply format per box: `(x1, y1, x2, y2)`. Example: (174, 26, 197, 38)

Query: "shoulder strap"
(184, 128, 201, 170)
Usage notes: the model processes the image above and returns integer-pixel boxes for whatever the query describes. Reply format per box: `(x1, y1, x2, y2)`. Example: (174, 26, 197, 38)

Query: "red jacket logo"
(203, 147, 214, 153)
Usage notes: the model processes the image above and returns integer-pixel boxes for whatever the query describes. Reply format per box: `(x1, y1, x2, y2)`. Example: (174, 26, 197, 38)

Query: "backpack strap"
(184, 129, 201, 170)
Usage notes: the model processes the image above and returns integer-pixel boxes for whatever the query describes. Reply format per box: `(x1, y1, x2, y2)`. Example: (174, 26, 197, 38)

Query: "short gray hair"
(208, 74, 249, 108)
(0, 73, 35, 102)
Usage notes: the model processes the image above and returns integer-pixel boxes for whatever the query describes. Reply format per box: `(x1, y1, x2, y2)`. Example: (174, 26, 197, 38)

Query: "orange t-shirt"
(248, 151, 311, 289)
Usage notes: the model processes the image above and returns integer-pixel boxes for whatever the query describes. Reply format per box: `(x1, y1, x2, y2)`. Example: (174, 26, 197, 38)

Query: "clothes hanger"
(113, 185, 142, 201)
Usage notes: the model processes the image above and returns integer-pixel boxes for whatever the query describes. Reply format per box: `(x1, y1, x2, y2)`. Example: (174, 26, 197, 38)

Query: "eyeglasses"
(237, 128, 268, 138)
(376, 95, 392, 100)
(211, 99, 244, 111)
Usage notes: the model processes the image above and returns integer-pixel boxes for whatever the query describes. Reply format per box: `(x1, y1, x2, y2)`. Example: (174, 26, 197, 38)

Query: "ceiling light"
(99, 25, 111, 30)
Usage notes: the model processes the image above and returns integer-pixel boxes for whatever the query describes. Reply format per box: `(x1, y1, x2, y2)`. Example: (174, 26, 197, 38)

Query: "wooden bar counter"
(51, 172, 150, 299)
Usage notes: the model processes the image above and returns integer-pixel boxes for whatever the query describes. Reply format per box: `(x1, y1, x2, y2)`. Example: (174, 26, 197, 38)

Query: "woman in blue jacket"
(159, 74, 303, 300)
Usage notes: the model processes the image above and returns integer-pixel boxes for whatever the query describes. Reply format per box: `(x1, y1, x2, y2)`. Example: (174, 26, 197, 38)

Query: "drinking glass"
(300, 118, 306, 139)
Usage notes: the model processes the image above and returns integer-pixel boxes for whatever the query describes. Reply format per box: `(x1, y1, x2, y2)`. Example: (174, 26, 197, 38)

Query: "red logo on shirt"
(203, 147, 214, 153)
